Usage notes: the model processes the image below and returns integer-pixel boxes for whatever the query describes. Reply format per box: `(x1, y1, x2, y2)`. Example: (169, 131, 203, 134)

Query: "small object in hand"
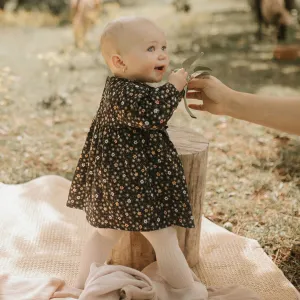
(173, 54, 212, 119)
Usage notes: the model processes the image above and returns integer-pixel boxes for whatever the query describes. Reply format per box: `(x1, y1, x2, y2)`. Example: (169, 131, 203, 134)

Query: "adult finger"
(177, 68, 185, 73)
(188, 104, 204, 111)
(186, 91, 202, 99)
(188, 77, 209, 90)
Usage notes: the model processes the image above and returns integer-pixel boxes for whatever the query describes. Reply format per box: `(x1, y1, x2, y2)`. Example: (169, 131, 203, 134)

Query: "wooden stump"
(107, 126, 209, 271)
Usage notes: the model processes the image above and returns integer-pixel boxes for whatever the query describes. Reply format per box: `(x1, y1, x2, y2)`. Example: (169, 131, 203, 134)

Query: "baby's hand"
(168, 68, 188, 92)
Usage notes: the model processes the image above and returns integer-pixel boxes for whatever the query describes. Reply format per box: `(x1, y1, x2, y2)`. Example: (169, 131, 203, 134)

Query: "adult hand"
(186, 75, 235, 116)
(187, 75, 300, 135)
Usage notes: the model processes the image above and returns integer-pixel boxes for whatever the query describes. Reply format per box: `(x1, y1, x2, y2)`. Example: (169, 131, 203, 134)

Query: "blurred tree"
(172, 0, 190, 13)
(14, 0, 68, 15)
(0, 0, 8, 10)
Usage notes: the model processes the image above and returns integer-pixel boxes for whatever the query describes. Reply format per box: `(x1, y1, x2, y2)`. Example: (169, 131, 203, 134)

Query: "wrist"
(168, 80, 184, 92)
(223, 89, 241, 117)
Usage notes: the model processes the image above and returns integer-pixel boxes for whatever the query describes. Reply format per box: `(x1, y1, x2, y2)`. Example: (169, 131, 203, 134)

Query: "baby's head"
(100, 16, 169, 83)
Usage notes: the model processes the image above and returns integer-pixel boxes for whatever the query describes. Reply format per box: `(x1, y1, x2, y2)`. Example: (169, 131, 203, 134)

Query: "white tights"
(75, 226, 194, 290)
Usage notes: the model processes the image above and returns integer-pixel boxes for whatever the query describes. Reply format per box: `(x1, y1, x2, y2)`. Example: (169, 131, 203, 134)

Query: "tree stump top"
(167, 126, 209, 155)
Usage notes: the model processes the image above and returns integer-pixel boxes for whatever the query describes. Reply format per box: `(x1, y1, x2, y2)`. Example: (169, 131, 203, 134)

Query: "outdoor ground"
(0, 0, 299, 290)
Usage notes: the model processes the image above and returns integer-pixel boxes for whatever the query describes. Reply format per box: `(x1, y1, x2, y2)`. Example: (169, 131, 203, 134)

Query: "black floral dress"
(67, 76, 195, 231)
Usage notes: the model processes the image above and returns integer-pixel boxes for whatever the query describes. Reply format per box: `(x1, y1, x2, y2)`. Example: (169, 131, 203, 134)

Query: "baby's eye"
(147, 46, 155, 52)
(162, 46, 167, 51)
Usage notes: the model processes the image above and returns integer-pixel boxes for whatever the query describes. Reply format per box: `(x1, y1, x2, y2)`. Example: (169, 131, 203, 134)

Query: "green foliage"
(174, 54, 212, 119)
(14, 0, 68, 15)
(193, 65, 212, 73)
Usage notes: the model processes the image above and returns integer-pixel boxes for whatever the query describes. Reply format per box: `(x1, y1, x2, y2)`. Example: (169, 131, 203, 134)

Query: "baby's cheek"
(165, 58, 170, 69)
(144, 64, 156, 73)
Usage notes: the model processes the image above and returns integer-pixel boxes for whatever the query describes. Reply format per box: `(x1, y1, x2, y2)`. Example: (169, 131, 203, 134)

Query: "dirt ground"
(0, 0, 299, 290)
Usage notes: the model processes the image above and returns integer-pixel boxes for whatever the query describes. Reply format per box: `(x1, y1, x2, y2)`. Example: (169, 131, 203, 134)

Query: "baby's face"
(121, 22, 169, 83)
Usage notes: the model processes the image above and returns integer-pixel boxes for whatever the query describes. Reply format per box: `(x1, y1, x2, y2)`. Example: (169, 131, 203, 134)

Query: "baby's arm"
(115, 70, 188, 130)
(168, 68, 188, 92)
(115, 82, 181, 129)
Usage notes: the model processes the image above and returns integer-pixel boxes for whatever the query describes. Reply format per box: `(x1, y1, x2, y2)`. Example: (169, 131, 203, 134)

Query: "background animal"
(249, 0, 298, 41)
(70, 0, 102, 48)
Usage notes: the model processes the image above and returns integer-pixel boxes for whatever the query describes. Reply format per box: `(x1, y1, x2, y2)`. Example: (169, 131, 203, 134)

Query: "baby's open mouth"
(154, 66, 165, 71)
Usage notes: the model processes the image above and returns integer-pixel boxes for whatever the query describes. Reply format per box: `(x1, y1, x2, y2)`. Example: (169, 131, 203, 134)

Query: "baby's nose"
(158, 52, 167, 60)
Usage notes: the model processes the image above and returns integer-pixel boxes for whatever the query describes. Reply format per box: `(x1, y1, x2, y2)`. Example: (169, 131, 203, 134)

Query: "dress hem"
(67, 204, 195, 232)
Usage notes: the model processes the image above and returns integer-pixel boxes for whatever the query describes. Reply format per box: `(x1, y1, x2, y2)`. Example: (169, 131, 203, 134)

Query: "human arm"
(187, 76, 300, 135)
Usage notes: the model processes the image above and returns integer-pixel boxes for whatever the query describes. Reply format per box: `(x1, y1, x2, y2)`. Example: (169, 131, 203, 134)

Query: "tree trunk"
(0, 0, 8, 10)
(107, 126, 209, 271)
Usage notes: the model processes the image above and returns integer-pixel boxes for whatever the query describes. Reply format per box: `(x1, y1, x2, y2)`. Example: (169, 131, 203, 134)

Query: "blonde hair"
(100, 16, 157, 65)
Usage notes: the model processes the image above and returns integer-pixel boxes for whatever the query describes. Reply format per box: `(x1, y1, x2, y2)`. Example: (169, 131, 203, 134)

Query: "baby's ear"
(111, 55, 125, 70)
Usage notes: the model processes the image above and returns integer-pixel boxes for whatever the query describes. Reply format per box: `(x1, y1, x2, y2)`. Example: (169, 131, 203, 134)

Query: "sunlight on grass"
(0, 10, 59, 27)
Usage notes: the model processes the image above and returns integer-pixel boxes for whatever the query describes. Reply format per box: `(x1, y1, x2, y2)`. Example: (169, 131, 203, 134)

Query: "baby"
(67, 16, 196, 290)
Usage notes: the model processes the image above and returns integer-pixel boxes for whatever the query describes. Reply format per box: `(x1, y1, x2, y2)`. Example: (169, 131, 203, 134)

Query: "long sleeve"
(113, 82, 184, 130)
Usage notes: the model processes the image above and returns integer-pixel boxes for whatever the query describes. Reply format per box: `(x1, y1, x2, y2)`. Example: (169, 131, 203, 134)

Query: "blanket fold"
(0, 274, 64, 300)
(79, 263, 157, 300)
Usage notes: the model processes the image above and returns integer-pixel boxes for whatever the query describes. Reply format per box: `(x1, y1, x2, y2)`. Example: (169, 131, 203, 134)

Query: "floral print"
(67, 76, 195, 231)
